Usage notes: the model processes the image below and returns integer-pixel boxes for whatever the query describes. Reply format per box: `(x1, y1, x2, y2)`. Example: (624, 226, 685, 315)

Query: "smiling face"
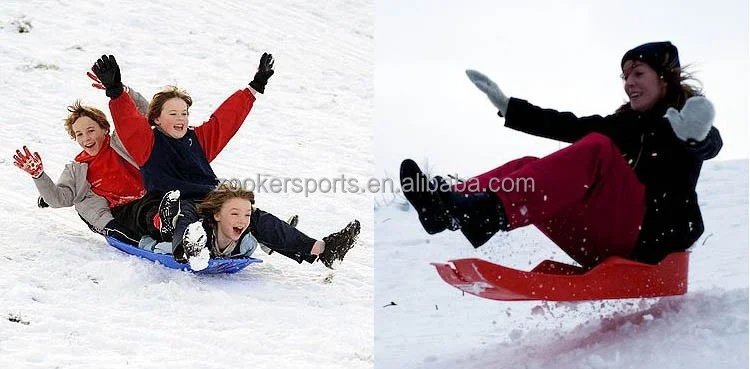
(213, 197, 253, 242)
(154, 97, 189, 139)
(622, 60, 668, 112)
(71, 116, 109, 156)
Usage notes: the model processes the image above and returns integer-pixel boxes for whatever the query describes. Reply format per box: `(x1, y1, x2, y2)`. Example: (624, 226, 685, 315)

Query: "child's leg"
(77, 214, 141, 246)
(171, 199, 200, 258)
(250, 209, 318, 264)
(110, 193, 162, 240)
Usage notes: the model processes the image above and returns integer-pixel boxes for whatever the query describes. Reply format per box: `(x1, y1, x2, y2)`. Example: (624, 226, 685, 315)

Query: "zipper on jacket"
(632, 133, 645, 170)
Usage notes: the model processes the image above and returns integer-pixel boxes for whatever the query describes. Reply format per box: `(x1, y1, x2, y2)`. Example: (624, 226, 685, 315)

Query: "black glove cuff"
(106, 84, 124, 99)
(249, 80, 266, 94)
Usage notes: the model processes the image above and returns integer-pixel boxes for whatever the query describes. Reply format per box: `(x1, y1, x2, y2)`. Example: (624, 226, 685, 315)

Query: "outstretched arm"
(665, 96, 721, 160)
(194, 90, 256, 162)
(194, 53, 273, 162)
(92, 55, 154, 166)
(685, 126, 722, 160)
(466, 69, 510, 116)
(466, 69, 613, 143)
(503, 98, 614, 143)
(14, 145, 89, 208)
(35, 168, 116, 231)
(108, 93, 154, 166)
(32, 171, 76, 208)
(31, 162, 87, 208)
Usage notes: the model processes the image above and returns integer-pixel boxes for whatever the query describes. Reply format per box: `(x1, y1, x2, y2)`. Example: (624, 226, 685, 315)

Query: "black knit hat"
(621, 41, 680, 77)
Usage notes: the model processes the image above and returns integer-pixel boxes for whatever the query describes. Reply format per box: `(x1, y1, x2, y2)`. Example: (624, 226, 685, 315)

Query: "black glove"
(248, 52, 275, 94)
(37, 196, 49, 208)
(91, 55, 124, 99)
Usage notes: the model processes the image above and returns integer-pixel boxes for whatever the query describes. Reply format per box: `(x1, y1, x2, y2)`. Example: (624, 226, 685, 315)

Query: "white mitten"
(466, 69, 510, 116)
(664, 96, 715, 142)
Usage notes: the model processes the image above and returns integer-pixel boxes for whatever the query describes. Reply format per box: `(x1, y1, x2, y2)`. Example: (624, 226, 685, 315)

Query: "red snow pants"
(463, 133, 646, 268)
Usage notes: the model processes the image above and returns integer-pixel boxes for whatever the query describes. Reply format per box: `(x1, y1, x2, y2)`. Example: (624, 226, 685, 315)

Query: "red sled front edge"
(431, 252, 689, 301)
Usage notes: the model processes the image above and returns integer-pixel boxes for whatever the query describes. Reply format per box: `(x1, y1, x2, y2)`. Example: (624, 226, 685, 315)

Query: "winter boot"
(433, 176, 510, 248)
(318, 220, 361, 269)
(400, 159, 456, 234)
(287, 214, 299, 228)
(173, 220, 209, 266)
(157, 190, 181, 241)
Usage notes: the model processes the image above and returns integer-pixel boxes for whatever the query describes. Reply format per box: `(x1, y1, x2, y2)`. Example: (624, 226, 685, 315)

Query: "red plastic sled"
(431, 252, 689, 301)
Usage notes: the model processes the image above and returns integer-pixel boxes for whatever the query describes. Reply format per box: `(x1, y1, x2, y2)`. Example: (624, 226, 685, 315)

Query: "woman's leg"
(457, 156, 539, 193)
(458, 133, 647, 268)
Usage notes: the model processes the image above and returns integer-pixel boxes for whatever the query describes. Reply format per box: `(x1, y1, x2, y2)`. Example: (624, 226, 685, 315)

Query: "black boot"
(287, 214, 299, 228)
(158, 190, 181, 241)
(400, 159, 456, 234)
(319, 220, 361, 269)
(433, 176, 509, 248)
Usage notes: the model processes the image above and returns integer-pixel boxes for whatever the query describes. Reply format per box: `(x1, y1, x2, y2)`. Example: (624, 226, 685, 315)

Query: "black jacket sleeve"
(503, 98, 616, 143)
(685, 126, 722, 160)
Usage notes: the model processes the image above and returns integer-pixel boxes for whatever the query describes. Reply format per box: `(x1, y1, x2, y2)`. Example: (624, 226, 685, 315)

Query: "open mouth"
(629, 92, 642, 99)
(84, 142, 96, 149)
(174, 124, 185, 131)
(232, 226, 245, 237)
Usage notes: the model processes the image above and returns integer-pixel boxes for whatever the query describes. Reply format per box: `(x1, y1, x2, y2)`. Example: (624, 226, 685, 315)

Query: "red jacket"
(75, 135, 146, 208)
(109, 88, 256, 167)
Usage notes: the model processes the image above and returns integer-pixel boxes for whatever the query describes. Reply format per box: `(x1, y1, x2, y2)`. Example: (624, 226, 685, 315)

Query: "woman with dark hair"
(401, 41, 721, 268)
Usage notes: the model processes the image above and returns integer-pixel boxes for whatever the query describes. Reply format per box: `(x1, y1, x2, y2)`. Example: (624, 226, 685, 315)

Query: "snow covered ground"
(1, 1, 747, 368)
(0, 1, 373, 368)
(375, 159, 748, 369)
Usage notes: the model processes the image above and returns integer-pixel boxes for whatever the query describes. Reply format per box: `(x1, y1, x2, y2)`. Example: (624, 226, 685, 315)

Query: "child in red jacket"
(14, 98, 169, 245)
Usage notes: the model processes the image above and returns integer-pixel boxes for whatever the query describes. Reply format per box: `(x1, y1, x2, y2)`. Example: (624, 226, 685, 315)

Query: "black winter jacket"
(141, 129, 219, 200)
(504, 98, 722, 263)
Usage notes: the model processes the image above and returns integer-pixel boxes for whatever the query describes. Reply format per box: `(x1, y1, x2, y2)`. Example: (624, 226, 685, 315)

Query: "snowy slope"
(375, 159, 748, 369)
(0, 1, 373, 368)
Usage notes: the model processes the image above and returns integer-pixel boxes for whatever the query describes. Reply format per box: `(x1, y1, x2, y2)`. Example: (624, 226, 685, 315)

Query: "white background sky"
(376, 0, 749, 179)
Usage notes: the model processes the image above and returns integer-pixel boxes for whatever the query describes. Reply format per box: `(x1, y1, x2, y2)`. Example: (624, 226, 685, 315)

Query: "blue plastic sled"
(105, 236, 262, 274)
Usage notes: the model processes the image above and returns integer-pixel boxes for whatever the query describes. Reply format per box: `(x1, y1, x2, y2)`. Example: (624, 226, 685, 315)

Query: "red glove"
(87, 69, 129, 93)
(87, 70, 105, 90)
(13, 146, 44, 178)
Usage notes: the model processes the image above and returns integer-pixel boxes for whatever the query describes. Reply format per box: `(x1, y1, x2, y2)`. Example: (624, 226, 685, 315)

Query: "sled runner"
(105, 236, 262, 274)
(431, 252, 689, 301)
